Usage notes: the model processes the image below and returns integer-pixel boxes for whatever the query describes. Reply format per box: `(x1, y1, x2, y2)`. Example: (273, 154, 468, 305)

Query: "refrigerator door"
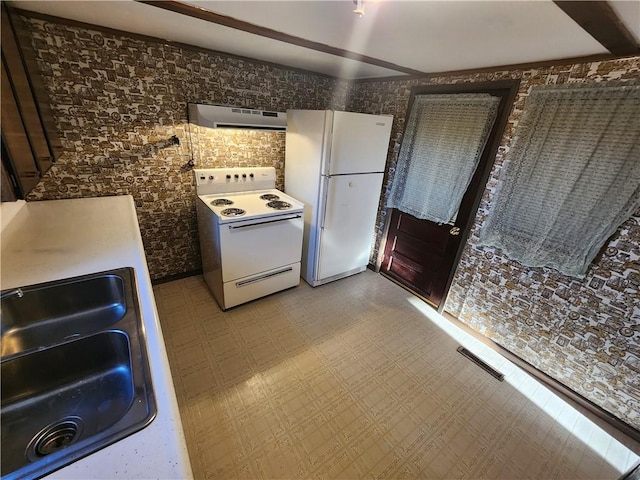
(285, 110, 330, 283)
(316, 173, 385, 282)
(325, 111, 393, 176)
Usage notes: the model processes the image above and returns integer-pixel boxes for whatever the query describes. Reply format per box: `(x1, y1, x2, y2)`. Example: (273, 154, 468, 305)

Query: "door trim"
(376, 80, 520, 312)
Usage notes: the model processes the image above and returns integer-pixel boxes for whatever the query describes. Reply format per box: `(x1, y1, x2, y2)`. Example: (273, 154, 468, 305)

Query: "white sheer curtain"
(386, 93, 500, 224)
(479, 82, 640, 278)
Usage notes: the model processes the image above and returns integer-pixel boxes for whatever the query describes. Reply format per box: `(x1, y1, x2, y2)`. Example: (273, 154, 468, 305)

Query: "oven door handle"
(228, 215, 302, 229)
(236, 267, 294, 287)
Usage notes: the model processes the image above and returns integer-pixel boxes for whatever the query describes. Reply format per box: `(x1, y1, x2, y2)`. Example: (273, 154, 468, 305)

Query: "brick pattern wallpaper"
(22, 17, 349, 279)
(191, 127, 286, 189)
(350, 58, 640, 431)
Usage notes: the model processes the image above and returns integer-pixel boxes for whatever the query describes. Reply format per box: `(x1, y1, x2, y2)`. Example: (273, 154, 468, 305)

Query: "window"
(386, 93, 500, 225)
(480, 82, 640, 278)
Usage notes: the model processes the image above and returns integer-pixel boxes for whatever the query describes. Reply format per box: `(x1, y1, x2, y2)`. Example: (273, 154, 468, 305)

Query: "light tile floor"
(154, 270, 640, 479)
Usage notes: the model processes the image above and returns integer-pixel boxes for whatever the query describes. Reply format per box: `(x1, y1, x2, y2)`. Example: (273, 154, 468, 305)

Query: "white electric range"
(194, 167, 304, 310)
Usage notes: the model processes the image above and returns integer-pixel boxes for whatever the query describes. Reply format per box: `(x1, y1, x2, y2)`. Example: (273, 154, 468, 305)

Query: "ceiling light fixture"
(353, 0, 365, 17)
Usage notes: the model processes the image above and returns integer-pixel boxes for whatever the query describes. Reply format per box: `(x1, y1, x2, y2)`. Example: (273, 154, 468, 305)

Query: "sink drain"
(26, 417, 84, 461)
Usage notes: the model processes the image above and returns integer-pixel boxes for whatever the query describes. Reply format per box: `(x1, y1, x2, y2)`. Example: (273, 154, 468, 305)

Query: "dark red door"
(381, 210, 459, 308)
(379, 81, 520, 310)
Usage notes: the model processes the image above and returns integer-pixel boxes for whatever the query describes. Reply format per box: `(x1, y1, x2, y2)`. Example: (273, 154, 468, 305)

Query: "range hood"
(188, 103, 287, 131)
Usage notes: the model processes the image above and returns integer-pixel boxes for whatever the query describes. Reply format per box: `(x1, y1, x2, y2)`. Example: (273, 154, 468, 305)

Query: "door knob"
(449, 226, 460, 236)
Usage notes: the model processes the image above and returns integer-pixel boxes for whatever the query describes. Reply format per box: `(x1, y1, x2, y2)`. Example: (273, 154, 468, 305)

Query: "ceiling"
(9, 0, 640, 80)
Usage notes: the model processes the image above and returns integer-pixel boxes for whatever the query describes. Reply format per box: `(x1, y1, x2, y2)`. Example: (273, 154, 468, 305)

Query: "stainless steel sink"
(0, 268, 156, 480)
(1, 274, 127, 357)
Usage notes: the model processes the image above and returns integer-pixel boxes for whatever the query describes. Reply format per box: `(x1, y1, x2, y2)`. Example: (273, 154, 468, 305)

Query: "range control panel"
(194, 167, 276, 194)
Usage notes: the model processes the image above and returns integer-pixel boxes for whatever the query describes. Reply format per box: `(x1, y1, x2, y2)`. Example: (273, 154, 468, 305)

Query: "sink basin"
(0, 268, 156, 480)
(1, 274, 127, 357)
(2, 332, 134, 475)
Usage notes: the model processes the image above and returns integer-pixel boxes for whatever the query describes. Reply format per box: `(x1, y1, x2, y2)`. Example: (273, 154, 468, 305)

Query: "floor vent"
(457, 346, 505, 381)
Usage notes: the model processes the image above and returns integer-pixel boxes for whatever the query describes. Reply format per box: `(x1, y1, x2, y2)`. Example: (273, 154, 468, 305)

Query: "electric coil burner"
(194, 167, 304, 310)
(260, 193, 280, 201)
(267, 200, 292, 210)
(210, 198, 233, 207)
(221, 208, 245, 216)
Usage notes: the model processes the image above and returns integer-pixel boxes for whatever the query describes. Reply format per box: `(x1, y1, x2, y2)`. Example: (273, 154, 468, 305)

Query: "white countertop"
(1, 196, 193, 479)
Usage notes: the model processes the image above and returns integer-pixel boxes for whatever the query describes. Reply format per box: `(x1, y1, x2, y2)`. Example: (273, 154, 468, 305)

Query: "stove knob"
(199, 176, 205, 180)
(234, 174, 239, 179)
(242, 174, 247, 179)
(209, 175, 214, 180)
(226, 174, 231, 180)
(249, 173, 254, 178)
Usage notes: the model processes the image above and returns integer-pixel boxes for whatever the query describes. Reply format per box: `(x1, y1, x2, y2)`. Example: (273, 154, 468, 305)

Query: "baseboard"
(151, 269, 202, 285)
(620, 461, 640, 480)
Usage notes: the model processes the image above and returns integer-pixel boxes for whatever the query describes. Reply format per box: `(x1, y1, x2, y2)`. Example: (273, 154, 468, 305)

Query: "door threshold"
(379, 271, 440, 310)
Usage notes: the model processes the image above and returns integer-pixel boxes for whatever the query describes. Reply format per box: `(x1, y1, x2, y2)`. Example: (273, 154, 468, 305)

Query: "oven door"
(219, 213, 304, 282)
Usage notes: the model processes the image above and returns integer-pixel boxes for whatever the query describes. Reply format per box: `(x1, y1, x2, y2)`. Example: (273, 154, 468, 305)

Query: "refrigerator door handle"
(319, 175, 330, 230)
(321, 111, 334, 176)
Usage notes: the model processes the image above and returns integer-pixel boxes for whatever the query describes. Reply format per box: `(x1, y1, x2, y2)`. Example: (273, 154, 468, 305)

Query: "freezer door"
(325, 111, 393, 175)
(316, 173, 384, 282)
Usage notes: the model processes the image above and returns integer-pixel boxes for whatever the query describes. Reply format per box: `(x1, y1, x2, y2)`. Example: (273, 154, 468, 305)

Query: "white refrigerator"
(285, 110, 393, 287)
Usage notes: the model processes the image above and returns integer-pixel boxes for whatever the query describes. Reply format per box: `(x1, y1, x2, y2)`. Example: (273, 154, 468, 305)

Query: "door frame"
(376, 79, 520, 312)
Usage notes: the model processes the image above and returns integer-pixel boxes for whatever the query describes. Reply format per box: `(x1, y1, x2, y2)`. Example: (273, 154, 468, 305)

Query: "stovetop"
(195, 167, 304, 223)
(199, 188, 304, 223)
